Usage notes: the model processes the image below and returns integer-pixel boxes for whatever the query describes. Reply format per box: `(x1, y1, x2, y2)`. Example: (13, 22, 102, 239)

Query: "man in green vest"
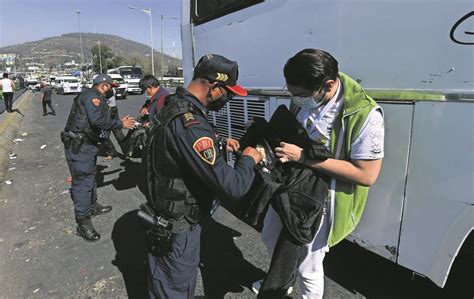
(257, 49, 385, 298)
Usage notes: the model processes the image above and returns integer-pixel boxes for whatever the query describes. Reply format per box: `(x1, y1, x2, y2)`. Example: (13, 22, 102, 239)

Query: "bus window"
(192, 0, 263, 25)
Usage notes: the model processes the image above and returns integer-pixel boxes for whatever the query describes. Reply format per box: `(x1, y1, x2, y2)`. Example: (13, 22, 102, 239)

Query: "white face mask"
(291, 86, 327, 109)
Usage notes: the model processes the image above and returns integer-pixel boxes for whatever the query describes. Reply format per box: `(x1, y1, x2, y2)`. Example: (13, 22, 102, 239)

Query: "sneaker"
(251, 279, 293, 295)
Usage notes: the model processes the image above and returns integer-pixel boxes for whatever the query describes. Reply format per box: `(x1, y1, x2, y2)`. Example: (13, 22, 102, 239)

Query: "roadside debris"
(9, 153, 17, 159)
(13, 138, 24, 143)
(5, 180, 13, 185)
(61, 190, 69, 195)
(40, 145, 47, 150)
(20, 132, 28, 137)
(8, 167, 16, 171)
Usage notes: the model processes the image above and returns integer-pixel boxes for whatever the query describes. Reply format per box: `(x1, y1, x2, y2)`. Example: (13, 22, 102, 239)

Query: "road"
(0, 91, 466, 298)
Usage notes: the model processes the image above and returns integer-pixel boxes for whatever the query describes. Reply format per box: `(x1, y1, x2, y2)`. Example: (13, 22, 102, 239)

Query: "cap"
(194, 54, 247, 96)
(93, 74, 119, 87)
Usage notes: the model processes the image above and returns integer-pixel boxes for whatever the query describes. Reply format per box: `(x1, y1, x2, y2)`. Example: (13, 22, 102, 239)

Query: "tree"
(90, 44, 113, 73)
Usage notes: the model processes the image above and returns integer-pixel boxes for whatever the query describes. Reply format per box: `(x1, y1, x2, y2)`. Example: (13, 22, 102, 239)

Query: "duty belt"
(162, 199, 200, 217)
(138, 203, 198, 234)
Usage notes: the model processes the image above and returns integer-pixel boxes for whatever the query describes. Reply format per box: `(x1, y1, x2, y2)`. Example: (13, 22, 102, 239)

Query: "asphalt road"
(0, 91, 468, 298)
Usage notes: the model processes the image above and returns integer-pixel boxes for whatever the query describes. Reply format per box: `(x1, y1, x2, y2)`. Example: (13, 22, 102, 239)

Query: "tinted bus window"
(192, 0, 263, 25)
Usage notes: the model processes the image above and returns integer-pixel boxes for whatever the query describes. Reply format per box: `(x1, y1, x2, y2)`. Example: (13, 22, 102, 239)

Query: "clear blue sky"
(0, 0, 182, 58)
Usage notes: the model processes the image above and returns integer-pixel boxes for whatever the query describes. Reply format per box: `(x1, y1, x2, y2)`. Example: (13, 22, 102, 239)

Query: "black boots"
(76, 217, 100, 242)
(91, 202, 112, 217)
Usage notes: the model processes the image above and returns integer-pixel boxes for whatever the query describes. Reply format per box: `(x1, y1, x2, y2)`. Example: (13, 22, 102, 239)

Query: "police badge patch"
(193, 137, 216, 165)
(91, 98, 101, 107)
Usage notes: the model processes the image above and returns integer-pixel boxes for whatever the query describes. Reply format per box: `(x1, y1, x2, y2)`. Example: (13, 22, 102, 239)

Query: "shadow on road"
(112, 160, 149, 197)
(111, 209, 148, 299)
(199, 217, 266, 298)
(324, 240, 473, 299)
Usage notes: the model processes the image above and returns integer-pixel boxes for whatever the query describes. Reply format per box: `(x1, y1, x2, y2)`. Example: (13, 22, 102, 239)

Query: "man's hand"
(242, 146, 263, 165)
(139, 106, 149, 116)
(226, 138, 240, 152)
(274, 142, 304, 163)
(121, 115, 137, 129)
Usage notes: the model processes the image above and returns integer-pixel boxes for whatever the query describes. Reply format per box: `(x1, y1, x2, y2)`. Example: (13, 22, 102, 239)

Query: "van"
(55, 76, 82, 95)
(181, 0, 474, 290)
(109, 74, 128, 99)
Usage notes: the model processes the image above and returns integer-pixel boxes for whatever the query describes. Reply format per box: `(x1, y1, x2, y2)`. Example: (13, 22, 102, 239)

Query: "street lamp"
(160, 15, 178, 81)
(129, 6, 154, 76)
(76, 10, 84, 78)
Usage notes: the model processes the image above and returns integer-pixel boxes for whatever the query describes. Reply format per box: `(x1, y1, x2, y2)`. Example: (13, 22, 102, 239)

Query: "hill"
(0, 33, 181, 75)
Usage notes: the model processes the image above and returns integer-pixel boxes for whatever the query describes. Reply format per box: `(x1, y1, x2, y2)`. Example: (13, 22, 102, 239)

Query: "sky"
(0, 0, 183, 58)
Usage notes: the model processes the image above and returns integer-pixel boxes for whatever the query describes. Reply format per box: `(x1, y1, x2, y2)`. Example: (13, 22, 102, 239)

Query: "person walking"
(40, 82, 56, 116)
(1, 73, 16, 113)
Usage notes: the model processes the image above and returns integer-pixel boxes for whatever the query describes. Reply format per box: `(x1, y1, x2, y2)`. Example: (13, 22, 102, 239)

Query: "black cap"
(193, 54, 247, 96)
(93, 74, 119, 87)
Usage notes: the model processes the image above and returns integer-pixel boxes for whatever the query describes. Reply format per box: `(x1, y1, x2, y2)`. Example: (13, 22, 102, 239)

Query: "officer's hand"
(275, 142, 304, 163)
(226, 138, 240, 152)
(139, 107, 149, 116)
(121, 115, 137, 129)
(242, 146, 263, 165)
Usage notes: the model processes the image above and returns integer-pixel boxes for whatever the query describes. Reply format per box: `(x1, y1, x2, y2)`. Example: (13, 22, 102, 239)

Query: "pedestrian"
(101, 88, 126, 160)
(256, 49, 385, 298)
(40, 82, 56, 116)
(61, 74, 137, 242)
(1, 73, 16, 113)
(142, 54, 263, 298)
(137, 74, 170, 126)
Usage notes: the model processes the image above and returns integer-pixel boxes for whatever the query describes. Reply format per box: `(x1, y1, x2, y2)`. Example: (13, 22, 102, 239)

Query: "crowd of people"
(59, 49, 384, 299)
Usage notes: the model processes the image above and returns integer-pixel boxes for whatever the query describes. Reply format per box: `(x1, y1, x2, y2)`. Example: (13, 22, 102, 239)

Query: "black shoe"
(76, 217, 100, 242)
(91, 203, 112, 217)
(42, 113, 47, 116)
(52, 113, 56, 116)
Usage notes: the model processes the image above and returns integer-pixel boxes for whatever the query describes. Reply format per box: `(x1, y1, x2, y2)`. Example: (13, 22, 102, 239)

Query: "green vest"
(327, 72, 379, 247)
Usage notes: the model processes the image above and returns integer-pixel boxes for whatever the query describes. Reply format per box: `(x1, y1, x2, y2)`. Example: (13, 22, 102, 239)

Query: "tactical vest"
(144, 96, 202, 224)
(64, 90, 101, 142)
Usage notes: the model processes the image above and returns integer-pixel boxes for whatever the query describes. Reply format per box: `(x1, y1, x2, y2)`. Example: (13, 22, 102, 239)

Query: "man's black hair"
(3, 73, 8, 78)
(139, 74, 160, 92)
(283, 49, 339, 91)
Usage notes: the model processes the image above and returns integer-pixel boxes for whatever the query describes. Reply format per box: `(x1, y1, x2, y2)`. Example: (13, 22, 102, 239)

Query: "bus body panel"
(182, 0, 474, 287)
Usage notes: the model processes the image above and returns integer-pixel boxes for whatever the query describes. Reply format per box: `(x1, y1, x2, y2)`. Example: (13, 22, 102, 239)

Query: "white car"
(55, 76, 82, 94)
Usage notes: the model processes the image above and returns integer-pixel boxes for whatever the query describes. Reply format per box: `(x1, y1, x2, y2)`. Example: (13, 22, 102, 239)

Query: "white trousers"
(261, 206, 329, 299)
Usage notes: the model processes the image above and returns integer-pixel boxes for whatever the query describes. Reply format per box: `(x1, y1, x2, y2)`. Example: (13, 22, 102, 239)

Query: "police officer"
(62, 74, 136, 242)
(143, 54, 263, 298)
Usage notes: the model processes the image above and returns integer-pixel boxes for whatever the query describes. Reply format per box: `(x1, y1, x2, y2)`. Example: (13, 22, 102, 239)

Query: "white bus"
(181, 0, 474, 290)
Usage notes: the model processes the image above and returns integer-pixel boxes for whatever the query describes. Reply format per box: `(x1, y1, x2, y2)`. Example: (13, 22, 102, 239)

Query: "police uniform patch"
(91, 98, 101, 107)
(183, 112, 199, 127)
(193, 137, 216, 165)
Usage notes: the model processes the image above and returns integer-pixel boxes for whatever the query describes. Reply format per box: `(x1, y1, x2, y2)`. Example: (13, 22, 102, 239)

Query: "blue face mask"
(145, 93, 152, 100)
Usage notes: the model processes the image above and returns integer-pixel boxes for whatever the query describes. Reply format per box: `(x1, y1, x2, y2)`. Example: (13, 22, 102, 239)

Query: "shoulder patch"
(183, 112, 199, 128)
(91, 98, 101, 107)
(193, 137, 216, 165)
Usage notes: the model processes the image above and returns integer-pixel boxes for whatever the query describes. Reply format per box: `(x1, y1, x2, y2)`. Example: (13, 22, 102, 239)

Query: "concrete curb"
(0, 90, 34, 184)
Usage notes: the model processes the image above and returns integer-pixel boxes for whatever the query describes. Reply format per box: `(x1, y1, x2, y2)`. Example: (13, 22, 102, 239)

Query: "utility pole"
(76, 10, 84, 79)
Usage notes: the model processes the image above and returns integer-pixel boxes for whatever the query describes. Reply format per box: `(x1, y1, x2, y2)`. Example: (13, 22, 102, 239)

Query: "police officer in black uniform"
(62, 74, 136, 242)
(141, 54, 263, 298)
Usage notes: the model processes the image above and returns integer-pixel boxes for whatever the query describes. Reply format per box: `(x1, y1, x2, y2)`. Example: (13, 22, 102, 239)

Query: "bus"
(181, 0, 474, 290)
(107, 66, 144, 94)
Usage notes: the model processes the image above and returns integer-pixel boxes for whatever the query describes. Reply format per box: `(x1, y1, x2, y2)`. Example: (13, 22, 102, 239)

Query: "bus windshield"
(118, 67, 143, 79)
